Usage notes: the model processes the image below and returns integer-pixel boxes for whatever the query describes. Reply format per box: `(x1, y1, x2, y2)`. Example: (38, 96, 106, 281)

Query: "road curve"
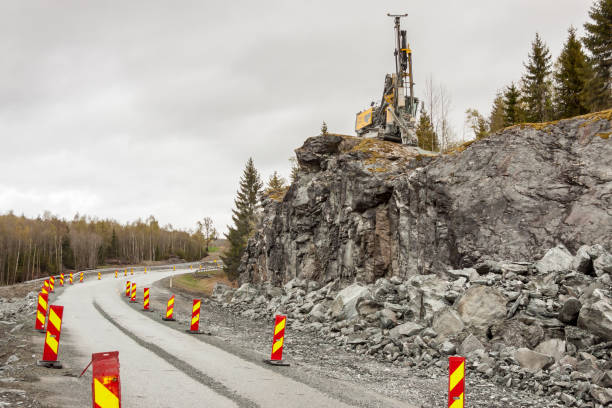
(56, 267, 371, 407)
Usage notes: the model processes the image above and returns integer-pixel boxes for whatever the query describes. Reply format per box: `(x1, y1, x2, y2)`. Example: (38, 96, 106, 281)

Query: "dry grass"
(172, 269, 236, 297)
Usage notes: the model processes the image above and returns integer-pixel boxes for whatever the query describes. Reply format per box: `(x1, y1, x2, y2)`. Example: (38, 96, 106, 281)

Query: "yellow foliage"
(597, 131, 611, 139)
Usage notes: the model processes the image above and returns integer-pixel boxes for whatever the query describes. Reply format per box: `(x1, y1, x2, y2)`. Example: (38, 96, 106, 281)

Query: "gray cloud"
(0, 0, 593, 232)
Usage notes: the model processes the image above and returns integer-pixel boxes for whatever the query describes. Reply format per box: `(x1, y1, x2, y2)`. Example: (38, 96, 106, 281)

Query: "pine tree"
(554, 27, 590, 119)
(465, 109, 489, 140)
(415, 104, 439, 151)
(489, 91, 506, 132)
(61, 235, 74, 269)
(221, 158, 263, 281)
(582, 0, 612, 110)
(110, 229, 119, 258)
(521, 33, 553, 122)
(503, 83, 523, 127)
(321, 121, 328, 135)
(264, 171, 287, 200)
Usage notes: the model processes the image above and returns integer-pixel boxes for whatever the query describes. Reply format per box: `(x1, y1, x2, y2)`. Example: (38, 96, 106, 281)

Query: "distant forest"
(0, 212, 208, 285)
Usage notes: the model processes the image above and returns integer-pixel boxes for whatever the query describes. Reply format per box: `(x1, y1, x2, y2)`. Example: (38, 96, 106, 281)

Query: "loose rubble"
(217, 244, 612, 407)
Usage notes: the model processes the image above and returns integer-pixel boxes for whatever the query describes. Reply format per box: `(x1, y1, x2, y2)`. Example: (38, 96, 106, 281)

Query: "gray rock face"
(458, 334, 484, 355)
(514, 348, 554, 373)
(238, 113, 611, 285)
(388, 322, 423, 339)
(432, 308, 464, 338)
(578, 299, 612, 341)
(593, 253, 612, 277)
(456, 286, 507, 332)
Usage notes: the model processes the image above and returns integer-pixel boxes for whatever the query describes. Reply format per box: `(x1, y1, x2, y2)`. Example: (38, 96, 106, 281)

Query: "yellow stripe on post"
(166, 308, 173, 318)
(94, 378, 120, 408)
(272, 337, 284, 353)
(274, 318, 286, 335)
(449, 361, 465, 392)
(168, 298, 174, 306)
(45, 332, 58, 354)
(37, 311, 45, 325)
(449, 392, 464, 408)
(40, 297, 48, 310)
(48, 309, 61, 331)
(192, 301, 200, 313)
(191, 315, 199, 325)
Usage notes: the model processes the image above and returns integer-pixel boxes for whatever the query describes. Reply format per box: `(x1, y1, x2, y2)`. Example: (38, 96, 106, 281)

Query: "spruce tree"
(110, 229, 119, 258)
(415, 104, 439, 151)
(503, 83, 523, 127)
(489, 91, 506, 132)
(465, 109, 489, 140)
(321, 121, 328, 135)
(289, 157, 299, 183)
(554, 27, 590, 119)
(221, 158, 263, 281)
(521, 33, 553, 122)
(582, 0, 612, 110)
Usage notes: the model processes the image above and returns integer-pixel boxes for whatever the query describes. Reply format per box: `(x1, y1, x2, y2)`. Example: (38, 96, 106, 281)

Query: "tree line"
(0, 211, 216, 286)
(416, 0, 611, 149)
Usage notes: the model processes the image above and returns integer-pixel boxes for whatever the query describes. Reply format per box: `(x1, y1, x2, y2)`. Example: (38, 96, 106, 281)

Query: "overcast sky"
(0, 0, 594, 234)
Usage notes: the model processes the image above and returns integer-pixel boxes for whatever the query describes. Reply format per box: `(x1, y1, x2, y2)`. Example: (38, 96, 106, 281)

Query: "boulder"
(456, 286, 507, 332)
(590, 384, 612, 405)
(231, 283, 259, 303)
(577, 299, 612, 341)
(308, 303, 328, 322)
(558, 298, 581, 325)
(514, 348, 554, 372)
(379, 308, 398, 329)
(534, 339, 566, 362)
(534, 245, 573, 274)
(356, 299, 384, 317)
(330, 284, 371, 321)
(593, 253, 612, 277)
(572, 245, 593, 274)
(432, 308, 465, 338)
(458, 334, 484, 355)
(389, 322, 423, 339)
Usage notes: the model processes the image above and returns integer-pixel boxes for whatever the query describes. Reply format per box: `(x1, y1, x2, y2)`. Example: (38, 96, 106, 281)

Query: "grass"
(172, 269, 236, 296)
(207, 246, 220, 253)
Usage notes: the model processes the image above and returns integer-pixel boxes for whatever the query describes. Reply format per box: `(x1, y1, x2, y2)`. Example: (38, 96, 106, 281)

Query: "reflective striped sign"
(143, 288, 150, 310)
(448, 356, 465, 408)
(42, 305, 63, 362)
(270, 315, 287, 361)
(35, 292, 48, 331)
(190, 299, 201, 332)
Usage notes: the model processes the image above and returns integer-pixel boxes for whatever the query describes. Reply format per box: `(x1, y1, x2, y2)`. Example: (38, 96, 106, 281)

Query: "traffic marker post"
(130, 283, 136, 303)
(162, 295, 175, 321)
(49, 276, 55, 292)
(115, 270, 118, 278)
(42, 280, 49, 295)
(143, 288, 153, 312)
(186, 299, 210, 334)
(37, 305, 64, 368)
(80, 272, 84, 283)
(144, 267, 147, 274)
(130, 268, 133, 275)
(124, 269, 127, 277)
(448, 356, 465, 408)
(80, 351, 122, 408)
(98, 272, 101, 280)
(125, 281, 130, 297)
(69, 272, 73, 285)
(263, 315, 290, 366)
(35, 292, 49, 332)
(59, 273, 64, 286)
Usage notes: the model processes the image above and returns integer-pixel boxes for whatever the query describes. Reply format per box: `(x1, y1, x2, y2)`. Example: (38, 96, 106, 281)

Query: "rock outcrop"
(239, 110, 612, 286)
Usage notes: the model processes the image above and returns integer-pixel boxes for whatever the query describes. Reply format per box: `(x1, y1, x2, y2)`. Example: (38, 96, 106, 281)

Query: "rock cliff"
(239, 110, 612, 286)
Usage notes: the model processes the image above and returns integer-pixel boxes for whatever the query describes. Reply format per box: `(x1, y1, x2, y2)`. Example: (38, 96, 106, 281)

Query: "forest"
(0, 212, 211, 286)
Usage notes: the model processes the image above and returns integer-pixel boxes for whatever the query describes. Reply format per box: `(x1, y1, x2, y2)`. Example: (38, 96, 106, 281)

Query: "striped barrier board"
(37, 305, 64, 368)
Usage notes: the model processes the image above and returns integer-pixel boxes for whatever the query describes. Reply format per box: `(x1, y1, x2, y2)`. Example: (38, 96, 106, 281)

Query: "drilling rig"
(355, 14, 419, 145)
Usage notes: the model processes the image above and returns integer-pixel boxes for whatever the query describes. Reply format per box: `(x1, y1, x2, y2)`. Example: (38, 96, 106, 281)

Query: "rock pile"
(216, 244, 612, 407)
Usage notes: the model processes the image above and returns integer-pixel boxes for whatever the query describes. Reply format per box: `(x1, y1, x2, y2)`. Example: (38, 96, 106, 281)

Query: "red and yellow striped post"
(35, 292, 49, 332)
(125, 281, 130, 297)
(115, 270, 118, 278)
(162, 295, 175, 321)
(59, 273, 64, 286)
(80, 272, 84, 283)
(98, 272, 101, 280)
(144, 267, 147, 274)
(130, 282, 136, 303)
(37, 305, 64, 368)
(190, 299, 201, 332)
(264, 315, 289, 366)
(69, 272, 73, 285)
(130, 268, 133, 275)
(448, 356, 465, 408)
(124, 268, 127, 277)
(49, 276, 55, 292)
(42, 280, 50, 295)
(80, 351, 122, 408)
(143, 288, 152, 311)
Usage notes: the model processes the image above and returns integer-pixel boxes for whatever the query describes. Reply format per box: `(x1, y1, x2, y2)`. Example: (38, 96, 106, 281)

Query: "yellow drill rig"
(355, 14, 419, 145)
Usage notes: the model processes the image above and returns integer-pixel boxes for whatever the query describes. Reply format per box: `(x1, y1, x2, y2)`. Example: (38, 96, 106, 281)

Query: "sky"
(0, 0, 595, 234)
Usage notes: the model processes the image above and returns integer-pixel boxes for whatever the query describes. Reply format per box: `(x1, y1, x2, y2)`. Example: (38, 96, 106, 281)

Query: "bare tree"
(197, 217, 217, 252)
